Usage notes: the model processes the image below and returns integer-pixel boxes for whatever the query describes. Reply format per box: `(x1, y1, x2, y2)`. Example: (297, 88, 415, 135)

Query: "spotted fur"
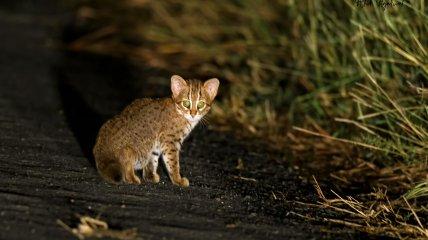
(93, 75, 219, 187)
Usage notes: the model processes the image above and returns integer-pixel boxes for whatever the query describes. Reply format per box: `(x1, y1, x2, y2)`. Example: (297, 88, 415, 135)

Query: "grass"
(406, 181, 428, 200)
(295, 177, 428, 238)
(67, 0, 428, 237)
(69, 0, 427, 163)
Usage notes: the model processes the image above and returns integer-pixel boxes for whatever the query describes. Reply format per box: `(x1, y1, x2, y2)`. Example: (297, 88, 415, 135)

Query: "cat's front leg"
(161, 141, 189, 187)
(143, 151, 160, 183)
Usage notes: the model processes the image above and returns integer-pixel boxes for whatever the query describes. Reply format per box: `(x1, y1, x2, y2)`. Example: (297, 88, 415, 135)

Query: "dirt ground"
(0, 1, 391, 239)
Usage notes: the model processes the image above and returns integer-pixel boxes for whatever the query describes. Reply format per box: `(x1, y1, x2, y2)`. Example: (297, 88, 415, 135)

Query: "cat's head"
(171, 75, 220, 122)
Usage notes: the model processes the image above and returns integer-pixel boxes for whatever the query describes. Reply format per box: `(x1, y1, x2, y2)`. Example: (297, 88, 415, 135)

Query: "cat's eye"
(197, 101, 206, 110)
(181, 100, 191, 109)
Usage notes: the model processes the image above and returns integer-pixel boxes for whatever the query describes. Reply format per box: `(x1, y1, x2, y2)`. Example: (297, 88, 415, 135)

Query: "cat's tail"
(96, 158, 123, 184)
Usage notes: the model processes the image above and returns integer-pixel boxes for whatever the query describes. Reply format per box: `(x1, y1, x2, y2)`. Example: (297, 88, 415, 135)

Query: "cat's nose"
(190, 111, 196, 117)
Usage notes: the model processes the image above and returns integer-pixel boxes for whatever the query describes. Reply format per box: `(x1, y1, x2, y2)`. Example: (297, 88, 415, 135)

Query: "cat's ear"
(171, 75, 187, 98)
(203, 78, 220, 101)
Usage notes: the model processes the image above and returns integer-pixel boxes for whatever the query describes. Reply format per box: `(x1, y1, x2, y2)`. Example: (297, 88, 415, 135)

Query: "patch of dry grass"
(291, 177, 428, 239)
(57, 215, 138, 240)
(289, 126, 427, 238)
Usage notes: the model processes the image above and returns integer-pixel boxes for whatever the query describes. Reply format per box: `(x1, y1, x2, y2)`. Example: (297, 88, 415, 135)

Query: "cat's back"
(102, 98, 155, 131)
(94, 98, 169, 154)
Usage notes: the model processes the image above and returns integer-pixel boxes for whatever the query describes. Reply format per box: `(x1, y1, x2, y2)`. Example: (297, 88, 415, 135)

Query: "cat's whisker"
(205, 116, 211, 125)
(200, 116, 210, 128)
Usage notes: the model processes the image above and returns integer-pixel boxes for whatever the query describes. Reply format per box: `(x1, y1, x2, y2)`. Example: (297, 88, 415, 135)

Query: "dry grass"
(291, 177, 428, 239)
(290, 125, 428, 192)
(57, 215, 138, 240)
(289, 126, 427, 239)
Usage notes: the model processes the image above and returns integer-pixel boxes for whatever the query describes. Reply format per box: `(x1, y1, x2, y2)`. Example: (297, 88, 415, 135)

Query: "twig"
(403, 197, 427, 237)
(232, 175, 257, 182)
(293, 126, 391, 153)
(312, 176, 326, 200)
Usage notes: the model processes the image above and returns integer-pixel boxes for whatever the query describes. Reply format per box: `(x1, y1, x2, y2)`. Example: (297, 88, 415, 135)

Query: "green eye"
(181, 100, 191, 109)
(197, 101, 206, 110)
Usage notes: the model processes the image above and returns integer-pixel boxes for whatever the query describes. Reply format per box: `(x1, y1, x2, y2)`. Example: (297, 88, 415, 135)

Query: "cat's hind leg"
(96, 157, 123, 184)
(120, 146, 141, 184)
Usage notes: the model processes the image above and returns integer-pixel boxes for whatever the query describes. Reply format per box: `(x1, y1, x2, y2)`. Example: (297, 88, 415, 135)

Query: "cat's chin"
(184, 115, 202, 123)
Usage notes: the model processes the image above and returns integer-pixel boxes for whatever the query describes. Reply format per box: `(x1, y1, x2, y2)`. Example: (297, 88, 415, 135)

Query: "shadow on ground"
(55, 53, 158, 165)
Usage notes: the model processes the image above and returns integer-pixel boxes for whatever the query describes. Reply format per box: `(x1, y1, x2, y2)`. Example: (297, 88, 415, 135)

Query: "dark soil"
(0, 1, 389, 239)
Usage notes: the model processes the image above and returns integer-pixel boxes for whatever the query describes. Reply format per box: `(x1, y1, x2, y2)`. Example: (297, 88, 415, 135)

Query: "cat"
(93, 75, 219, 187)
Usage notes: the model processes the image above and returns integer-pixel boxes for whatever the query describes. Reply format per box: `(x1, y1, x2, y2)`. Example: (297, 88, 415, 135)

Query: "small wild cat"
(93, 75, 219, 187)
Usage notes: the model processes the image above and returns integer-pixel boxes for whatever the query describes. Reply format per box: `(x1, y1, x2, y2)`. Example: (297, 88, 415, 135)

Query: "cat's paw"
(125, 174, 141, 185)
(145, 173, 160, 183)
(152, 173, 160, 183)
(171, 176, 189, 187)
(178, 177, 189, 187)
